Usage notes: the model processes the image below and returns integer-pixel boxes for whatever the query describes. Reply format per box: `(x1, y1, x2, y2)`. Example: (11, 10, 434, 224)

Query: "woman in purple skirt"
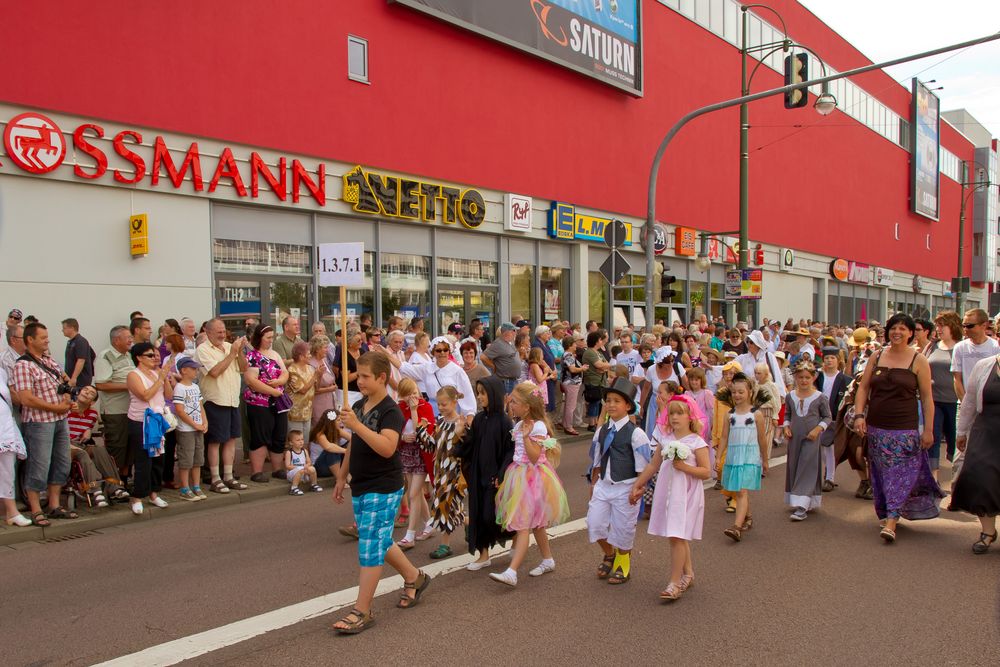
(851, 314, 943, 543)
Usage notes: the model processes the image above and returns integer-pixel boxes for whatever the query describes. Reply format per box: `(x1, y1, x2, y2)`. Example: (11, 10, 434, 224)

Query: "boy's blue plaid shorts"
(352, 489, 405, 567)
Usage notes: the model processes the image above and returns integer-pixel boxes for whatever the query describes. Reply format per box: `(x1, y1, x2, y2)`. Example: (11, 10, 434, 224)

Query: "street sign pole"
(601, 219, 630, 330)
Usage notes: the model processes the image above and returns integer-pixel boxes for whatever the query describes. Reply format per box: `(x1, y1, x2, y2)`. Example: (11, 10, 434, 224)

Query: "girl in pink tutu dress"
(630, 394, 712, 602)
(490, 382, 570, 587)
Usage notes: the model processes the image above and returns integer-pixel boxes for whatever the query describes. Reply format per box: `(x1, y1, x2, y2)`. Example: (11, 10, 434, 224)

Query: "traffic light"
(784, 53, 808, 109)
(661, 265, 677, 301)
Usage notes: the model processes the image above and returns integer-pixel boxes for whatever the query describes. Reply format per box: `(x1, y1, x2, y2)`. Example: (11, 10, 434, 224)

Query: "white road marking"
(95, 454, 787, 667)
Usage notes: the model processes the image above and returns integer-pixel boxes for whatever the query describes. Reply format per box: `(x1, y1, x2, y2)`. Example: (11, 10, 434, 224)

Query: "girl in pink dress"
(630, 394, 712, 602)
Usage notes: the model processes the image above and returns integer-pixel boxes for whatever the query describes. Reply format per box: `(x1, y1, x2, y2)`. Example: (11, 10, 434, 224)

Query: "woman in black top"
(853, 314, 941, 543)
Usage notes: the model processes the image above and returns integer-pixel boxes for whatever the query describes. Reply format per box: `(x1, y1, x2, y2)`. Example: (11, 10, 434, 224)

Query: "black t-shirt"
(347, 395, 405, 495)
(65, 334, 95, 388)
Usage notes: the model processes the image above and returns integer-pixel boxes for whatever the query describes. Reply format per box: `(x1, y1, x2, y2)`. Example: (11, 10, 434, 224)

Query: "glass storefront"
(510, 264, 534, 322)
(381, 253, 431, 327)
(541, 267, 568, 323)
(213, 239, 311, 274)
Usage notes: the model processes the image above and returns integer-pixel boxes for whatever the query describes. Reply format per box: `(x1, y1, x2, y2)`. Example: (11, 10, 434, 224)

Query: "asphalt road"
(2, 438, 997, 667)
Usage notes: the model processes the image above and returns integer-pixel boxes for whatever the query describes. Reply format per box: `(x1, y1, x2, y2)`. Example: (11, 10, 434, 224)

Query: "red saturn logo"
(3, 112, 67, 174)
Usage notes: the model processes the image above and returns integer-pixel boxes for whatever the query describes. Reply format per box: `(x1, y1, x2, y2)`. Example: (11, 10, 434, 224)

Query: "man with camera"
(12, 322, 77, 526)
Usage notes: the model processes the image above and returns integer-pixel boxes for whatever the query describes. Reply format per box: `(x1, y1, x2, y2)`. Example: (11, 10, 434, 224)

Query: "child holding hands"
(630, 394, 712, 601)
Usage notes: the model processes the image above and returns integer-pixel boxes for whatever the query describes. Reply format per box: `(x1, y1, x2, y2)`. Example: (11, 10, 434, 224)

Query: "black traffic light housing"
(784, 53, 808, 109)
(661, 265, 677, 300)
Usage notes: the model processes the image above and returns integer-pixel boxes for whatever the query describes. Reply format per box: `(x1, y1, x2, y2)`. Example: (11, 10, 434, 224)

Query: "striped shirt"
(67, 408, 98, 443)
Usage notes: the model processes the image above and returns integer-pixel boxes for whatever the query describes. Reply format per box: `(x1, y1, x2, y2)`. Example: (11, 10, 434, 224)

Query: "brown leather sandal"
(397, 570, 431, 609)
(332, 608, 375, 634)
(724, 525, 742, 542)
(596, 554, 615, 579)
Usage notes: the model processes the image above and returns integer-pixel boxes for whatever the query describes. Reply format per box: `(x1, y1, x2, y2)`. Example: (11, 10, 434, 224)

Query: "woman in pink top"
(126, 341, 172, 516)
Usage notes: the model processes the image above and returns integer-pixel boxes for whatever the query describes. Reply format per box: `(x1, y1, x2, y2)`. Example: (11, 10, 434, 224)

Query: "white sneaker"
(790, 507, 807, 521)
(489, 570, 518, 587)
(467, 559, 492, 571)
(130, 501, 144, 516)
(528, 559, 556, 577)
(150, 497, 169, 508)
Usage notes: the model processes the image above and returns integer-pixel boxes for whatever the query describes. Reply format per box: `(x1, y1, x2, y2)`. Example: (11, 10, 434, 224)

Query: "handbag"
(583, 384, 604, 403)
(272, 391, 293, 414)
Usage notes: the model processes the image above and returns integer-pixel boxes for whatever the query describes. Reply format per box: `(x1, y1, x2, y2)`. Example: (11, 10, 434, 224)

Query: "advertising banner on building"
(910, 78, 940, 220)
(725, 269, 762, 300)
(391, 0, 642, 95)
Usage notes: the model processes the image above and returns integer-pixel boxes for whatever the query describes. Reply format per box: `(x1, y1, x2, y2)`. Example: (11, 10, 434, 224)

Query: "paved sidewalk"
(0, 430, 592, 548)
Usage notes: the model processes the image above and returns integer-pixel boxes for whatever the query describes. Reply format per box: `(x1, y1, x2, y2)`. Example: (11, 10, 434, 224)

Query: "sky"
(797, 0, 1000, 141)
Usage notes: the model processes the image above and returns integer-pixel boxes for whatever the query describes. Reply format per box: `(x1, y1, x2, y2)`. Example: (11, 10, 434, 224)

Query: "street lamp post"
(956, 160, 992, 314)
(696, 231, 741, 319)
(641, 30, 1000, 331)
(738, 4, 836, 326)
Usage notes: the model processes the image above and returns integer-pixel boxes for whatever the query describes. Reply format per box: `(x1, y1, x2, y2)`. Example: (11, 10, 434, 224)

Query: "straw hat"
(848, 327, 876, 347)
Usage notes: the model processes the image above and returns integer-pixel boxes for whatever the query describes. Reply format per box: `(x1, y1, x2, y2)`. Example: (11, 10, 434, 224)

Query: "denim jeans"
(23, 420, 71, 493)
(502, 378, 518, 395)
(931, 401, 958, 467)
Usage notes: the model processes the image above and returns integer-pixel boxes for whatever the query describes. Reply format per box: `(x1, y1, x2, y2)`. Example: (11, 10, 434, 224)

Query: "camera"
(57, 382, 74, 397)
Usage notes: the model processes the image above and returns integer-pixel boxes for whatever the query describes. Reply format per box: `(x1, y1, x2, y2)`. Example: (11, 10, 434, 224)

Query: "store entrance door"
(438, 287, 497, 336)
(216, 274, 311, 337)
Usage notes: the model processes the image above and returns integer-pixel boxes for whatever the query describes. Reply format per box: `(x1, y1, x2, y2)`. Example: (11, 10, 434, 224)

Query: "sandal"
(678, 573, 694, 592)
(29, 511, 50, 527)
(659, 582, 683, 602)
(332, 608, 375, 635)
(607, 569, 630, 585)
(972, 531, 997, 555)
(47, 506, 78, 520)
(210, 480, 230, 494)
(289, 487, 304, 496)
(396, 537, 415, 551)
(596, 554, 615, 579)
(880, 527, 896, 543)
(429, 544, 452, 559)
(224, 478, 248, 491)
(741, 514, 754, 531)
(564, 429, 580, 436)
(397, 570, 431, 609)
(724, 525, 742, 542)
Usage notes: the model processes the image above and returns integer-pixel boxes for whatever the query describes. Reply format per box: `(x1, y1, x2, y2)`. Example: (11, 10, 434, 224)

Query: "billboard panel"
(910, 78, 940, 220)
(391, 0, 642, 95)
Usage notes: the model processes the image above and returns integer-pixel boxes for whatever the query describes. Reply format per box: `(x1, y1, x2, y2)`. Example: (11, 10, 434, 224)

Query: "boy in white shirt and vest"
(587, 377, 652, 585)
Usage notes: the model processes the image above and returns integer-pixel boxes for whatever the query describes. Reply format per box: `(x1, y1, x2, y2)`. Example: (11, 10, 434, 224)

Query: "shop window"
(437, 258, 498, 285)
(319, 252, 374, 328)
(348, 36, 369, 83)
(540, 267, 568, 324)
(589, 271, 607, 327)
(510, 264, 534, 324)
(381, 253, 430, 327)
(213, 239, 310, 274)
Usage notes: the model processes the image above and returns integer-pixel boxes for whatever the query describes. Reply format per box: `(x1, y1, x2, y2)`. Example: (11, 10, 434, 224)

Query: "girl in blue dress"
(718, 373, 768, 542)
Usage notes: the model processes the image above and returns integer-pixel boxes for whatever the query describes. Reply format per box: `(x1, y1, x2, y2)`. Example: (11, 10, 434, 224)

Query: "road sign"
(129, 213, 148, 257)
(317, 242, 365, 287)
(603, 218, 628, 249)
(599, 250, 630, 286)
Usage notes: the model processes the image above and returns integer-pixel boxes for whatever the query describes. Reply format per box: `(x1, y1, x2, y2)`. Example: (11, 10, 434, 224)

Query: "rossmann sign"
(0, 112, 488, 230)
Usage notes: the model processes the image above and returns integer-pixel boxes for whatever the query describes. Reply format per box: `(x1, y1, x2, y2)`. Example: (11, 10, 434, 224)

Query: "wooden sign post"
(317, 242, 365, 406)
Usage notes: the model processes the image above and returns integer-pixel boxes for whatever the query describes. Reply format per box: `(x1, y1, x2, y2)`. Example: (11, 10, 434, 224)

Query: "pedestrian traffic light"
(661, 266, 677, 301)
(784, 53, 808, 109)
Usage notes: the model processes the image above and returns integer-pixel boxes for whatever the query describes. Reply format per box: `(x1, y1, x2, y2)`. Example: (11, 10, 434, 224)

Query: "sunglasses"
(140, 352, 158, 358)
(963, 322, 983, 329)
(433, 347, 450, 353)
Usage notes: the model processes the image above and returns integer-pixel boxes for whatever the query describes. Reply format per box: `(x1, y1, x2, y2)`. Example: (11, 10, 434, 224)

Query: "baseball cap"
(7, 309, 22, 320)
(447, 322, 464, 335)
(515, 319, 531, 328)
(176, 356, 203, 370)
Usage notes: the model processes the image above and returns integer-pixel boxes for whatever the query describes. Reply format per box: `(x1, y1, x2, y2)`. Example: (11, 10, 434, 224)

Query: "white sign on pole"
(318, 242, 365, 287)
